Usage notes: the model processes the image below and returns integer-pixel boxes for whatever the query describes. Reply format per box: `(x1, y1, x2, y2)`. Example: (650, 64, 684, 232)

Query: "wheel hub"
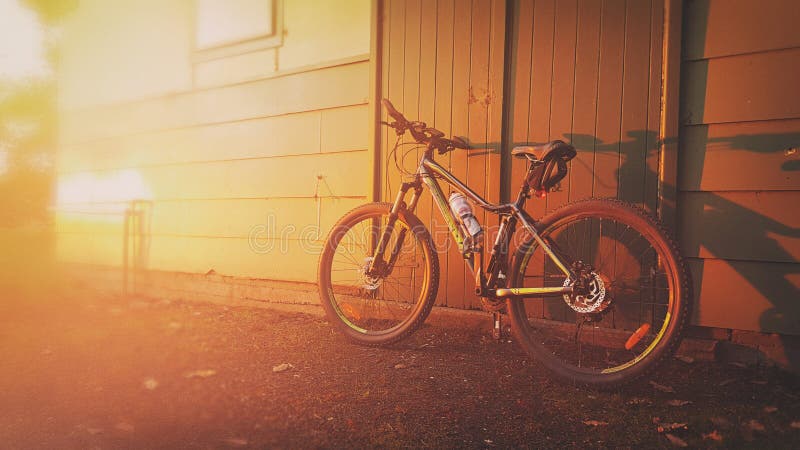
(358, 257, 383, 291)
(562, 264, 610, 314)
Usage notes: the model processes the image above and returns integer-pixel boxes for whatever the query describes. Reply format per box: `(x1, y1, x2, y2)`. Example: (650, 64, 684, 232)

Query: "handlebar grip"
(382, 98, 407, 124)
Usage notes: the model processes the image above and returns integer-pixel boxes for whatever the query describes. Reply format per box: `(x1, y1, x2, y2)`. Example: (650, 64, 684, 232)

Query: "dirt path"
(1, 289, 799, 449)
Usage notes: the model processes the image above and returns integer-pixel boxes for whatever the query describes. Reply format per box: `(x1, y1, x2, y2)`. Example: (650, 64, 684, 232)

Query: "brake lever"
(437, 144, 454, 155)
(380, 120, 407, 136)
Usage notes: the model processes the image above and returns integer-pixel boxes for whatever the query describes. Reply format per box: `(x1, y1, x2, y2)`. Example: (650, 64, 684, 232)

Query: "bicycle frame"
(370, 144, 577, 300)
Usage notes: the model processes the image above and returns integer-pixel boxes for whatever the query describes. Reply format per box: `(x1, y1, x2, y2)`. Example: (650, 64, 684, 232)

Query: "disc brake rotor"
(563, 271, 609, 314)
(358, 257, 383, 291)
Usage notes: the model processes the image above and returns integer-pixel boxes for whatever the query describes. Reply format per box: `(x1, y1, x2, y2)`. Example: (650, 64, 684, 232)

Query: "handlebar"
(381, 98, 469, 154)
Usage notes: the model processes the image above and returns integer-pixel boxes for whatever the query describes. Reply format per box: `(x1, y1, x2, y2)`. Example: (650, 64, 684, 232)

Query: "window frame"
(193, 0, 284, 62)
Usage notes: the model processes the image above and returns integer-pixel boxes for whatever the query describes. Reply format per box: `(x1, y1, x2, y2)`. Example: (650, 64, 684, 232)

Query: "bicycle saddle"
(512, 140, 576, 162)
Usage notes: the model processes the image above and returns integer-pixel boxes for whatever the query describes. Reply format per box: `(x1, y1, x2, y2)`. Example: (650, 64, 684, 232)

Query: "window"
(194, 0, 282, 61)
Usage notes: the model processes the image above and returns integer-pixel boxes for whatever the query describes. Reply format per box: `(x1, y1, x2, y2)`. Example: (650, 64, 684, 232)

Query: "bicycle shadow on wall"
(562, 128, 800, 367)
(444, 125, 799, 350)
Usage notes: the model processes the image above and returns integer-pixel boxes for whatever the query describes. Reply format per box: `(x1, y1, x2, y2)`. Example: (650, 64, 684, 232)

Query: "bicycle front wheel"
(508, 199, 691, 387)
(318, 202, 439, 346)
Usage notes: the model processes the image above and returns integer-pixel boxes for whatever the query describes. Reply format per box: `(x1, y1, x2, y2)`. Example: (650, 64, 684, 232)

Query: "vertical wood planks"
(509, 0, 535, 202)
(486, 0, 505, 208)
(380, 0, 666, 310)
(618, 0, 653, 207)
(464, 0, 492, 310)
(434, 0, 457, 307)
(546, 0, 578, 211)
(418, 0, 440, 304)
(385, 0, 406, 203)
(644, 0, 664, 213)
(568, 0, 602, 202)
(527, 0, 556, 219)
(592, 0, 626, 199)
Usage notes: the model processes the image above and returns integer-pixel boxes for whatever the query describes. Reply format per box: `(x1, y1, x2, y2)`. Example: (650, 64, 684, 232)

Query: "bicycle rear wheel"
(508, 199, 691, 387)
(318, 202, 439, 345)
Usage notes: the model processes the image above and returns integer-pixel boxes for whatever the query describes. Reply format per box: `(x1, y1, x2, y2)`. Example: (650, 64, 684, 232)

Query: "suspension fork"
(367, 181, 422, 275)
(385, 182, 423, 271)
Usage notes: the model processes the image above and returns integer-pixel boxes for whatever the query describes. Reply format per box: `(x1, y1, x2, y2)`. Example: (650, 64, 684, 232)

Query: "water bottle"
(448, 192, 483, 246)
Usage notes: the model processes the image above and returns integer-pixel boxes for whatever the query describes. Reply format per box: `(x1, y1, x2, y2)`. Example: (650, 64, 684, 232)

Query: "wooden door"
(379, 0, 666, 309)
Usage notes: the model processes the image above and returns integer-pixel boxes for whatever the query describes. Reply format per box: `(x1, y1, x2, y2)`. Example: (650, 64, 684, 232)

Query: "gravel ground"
(1, 286, 799, 449)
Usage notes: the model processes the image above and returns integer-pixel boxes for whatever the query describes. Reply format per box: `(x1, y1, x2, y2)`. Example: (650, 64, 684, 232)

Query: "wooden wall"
(678, 0, 800, 334)
(508, 0, 664, 217)
(380, 0, 506, 309)
(380, 0, 666, 309)
(56, 0, 800, 336)
(55, 0, 372, 285)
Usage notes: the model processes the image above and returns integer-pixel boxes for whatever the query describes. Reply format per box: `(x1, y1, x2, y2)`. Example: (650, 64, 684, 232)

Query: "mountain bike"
(318, 99, 691, 387)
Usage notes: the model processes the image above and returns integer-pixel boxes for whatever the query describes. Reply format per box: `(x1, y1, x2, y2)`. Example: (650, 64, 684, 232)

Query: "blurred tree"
(0, 80, 56, 226)
(0, 0, 74, 227)
(21, 0, 78, 25)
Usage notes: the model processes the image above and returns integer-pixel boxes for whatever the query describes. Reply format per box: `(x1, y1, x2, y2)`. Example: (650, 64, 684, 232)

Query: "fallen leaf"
(664, 433, 688, 447)
(666, 399, 691, 407)
(790, 421, 800, 429)
(143, 377, 159, 390)
(746, 419, 765, 432)
(652, 417, 661, 424)
(185, 369, 217, 378)
(583, 420, 609, 426)
(394, 363, 406, 369)
(272, 363, 293, 373)
(223, 437, 248, 447)
(702, 430, 723, 442)
(674, 355, 694, 363)
(115, 422, 135, 433)
(657, 422, 687, 433)
(649, 381, 675, 393)
(764, 406, 778, 413)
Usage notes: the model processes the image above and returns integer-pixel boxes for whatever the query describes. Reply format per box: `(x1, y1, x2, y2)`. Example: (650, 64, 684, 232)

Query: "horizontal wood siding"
(56, 1, 373, 287)
(680, 48, 800, 125)
(689, 258, 800, 333)
(679, 119, 800, 191)
(678, 0, 800, 334)
(682, 0, 800, 61)
(61, 61, 370, 144)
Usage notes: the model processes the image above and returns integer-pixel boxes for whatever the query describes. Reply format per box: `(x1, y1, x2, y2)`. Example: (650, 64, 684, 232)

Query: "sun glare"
(56, 169, 153, 218)
(0, 0, 49, 80)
